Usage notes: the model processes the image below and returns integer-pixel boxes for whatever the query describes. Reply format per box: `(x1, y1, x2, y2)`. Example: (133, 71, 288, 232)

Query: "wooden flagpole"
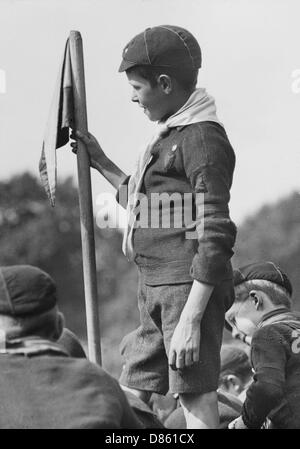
(69, 30, 102, 365)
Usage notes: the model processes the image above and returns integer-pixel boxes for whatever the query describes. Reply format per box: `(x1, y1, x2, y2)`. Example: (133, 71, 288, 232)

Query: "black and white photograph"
(0, 0, 299, 433)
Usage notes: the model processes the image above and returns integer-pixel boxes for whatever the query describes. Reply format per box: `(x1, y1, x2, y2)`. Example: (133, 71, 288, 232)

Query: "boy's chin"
(143, 108, 165, 122)
(144, 110, 158, 122)
(235, 318, 257, 337)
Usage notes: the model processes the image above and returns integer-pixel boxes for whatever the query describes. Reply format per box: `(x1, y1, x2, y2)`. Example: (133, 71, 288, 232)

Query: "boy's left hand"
(168, 314, 201, 370)
(168, 280, 213, 370)
(228, 416, 248, 429)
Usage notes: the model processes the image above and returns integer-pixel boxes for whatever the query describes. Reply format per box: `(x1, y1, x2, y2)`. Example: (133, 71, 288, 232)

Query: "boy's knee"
(179, 391, 219, 429)
(179, 391, 218, 410)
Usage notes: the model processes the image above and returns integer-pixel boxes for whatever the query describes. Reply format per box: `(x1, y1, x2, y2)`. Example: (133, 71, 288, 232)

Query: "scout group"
(2, 25, 299, 429)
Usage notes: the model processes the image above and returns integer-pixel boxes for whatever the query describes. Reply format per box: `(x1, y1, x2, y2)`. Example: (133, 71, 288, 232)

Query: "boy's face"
(126, 70, 173, 122)
(226, 290, 262, 337)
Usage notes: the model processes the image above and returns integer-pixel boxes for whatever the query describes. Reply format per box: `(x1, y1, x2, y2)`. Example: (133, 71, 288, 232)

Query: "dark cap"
(118, 25, 201, 73)
(233, 261, 292, 296)
(0, 265, 57, 317)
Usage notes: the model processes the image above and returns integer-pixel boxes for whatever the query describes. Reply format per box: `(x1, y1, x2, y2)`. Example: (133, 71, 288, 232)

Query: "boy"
(72, 25, 236, 428)
(226, 261, 300, 429)
(0, 265, 142, 428)
(219, 343, 252, 401)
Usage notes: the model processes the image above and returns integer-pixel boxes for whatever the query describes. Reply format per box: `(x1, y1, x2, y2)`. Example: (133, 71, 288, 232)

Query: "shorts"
(119, 272, 234, 395)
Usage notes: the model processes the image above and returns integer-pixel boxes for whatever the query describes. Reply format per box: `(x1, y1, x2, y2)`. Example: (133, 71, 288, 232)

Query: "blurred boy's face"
(126, 70, 174, 122)
(219, 374, 247, 397)
(226, 291, 262, 337)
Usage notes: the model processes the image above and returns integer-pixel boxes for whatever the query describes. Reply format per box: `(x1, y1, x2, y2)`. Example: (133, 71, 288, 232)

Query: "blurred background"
(0, 0, 299, 376)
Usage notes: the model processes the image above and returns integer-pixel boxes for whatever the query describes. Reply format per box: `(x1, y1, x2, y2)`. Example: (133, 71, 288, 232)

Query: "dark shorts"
(119, 273, 234, 395)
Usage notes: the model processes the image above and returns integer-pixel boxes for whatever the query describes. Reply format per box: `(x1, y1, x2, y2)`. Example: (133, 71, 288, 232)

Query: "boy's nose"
(131, 90, 139, 103)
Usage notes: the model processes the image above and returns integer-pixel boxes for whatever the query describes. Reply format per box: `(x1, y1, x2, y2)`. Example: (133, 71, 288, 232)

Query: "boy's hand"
(228, 416, 248, 429)
(70, 130, 107, 169)
(168, 280, 213, 370)
(71, 130, 127, 190)
(168, 314, 201, 370)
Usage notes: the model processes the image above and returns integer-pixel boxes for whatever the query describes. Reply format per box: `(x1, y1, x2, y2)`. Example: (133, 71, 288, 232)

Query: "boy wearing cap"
(73, 25, 236, 428)
(226, 261, 300, 429)
(0, 265, 143, 428)
(219, 343, 252, 401)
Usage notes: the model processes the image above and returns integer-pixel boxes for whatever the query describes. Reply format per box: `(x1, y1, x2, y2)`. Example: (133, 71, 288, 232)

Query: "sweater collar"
(258, 307, 295, 329)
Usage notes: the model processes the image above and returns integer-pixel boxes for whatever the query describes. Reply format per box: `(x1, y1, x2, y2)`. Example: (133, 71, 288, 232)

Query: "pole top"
(69, 30, 82, 41)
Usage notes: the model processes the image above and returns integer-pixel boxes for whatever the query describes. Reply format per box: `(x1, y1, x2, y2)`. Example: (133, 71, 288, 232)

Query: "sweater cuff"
(241, 404, 262, 429)
(190, 253, 233, 285)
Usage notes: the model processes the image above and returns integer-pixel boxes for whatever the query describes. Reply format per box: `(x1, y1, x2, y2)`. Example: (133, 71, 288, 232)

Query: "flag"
(39, 39, 74, 206)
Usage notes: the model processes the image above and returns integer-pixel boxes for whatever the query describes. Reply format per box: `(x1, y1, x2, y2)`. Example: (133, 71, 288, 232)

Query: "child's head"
(119, 25, 201, 122)
(226, 261, 293, 338)
(219, 343, 252, 397)
(0, 265, 64, 342)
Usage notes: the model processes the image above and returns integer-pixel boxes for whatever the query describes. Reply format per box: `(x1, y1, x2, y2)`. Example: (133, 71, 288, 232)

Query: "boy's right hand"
(70, 130, 107, 169)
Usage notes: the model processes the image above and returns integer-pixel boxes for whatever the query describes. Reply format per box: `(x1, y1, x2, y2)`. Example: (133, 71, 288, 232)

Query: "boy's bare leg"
(179, 391, 219, 429)
(121, 384, 152, 403)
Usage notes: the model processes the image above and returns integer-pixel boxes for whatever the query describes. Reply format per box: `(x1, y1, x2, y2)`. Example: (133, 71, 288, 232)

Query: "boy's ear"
(250, 290, 263, 310)
(55, 312, 65, 340)
(157, 74, 172, 94)
(224, 374, 242, 392)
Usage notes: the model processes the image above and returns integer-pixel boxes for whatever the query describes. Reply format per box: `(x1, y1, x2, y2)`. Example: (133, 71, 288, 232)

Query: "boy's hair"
(0, 307, 64, 341)
(127, 65, 198, 92)
(235, 279, 292, 310)
(220, 344, 252, 384)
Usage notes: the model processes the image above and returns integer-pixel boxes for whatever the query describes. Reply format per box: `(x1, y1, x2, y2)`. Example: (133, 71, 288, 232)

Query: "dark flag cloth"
(39, 38, 74, 206)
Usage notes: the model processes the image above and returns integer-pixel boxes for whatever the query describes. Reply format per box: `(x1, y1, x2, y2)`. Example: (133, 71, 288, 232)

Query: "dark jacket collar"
(258, 307, 300, 329)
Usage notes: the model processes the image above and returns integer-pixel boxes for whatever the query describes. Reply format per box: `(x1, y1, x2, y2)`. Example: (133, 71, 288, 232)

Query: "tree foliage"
(0, 173, 299, 375)
(0, 172, 137, 345)
(233, 192, 300, 309)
